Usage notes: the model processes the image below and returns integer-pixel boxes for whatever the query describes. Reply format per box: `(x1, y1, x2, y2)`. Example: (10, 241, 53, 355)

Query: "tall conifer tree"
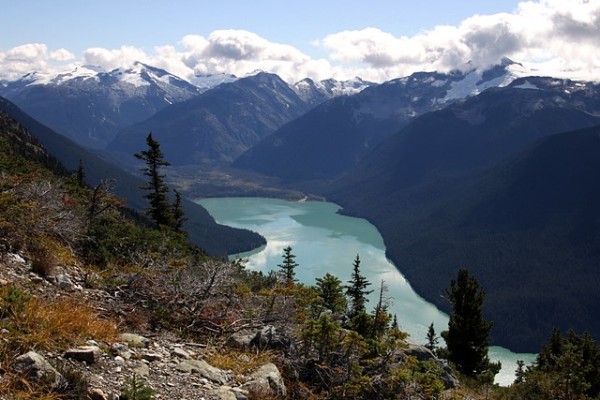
(278, 246, 298, 285)
(135, 132, 173, 228)
(442, 269, 500, 378)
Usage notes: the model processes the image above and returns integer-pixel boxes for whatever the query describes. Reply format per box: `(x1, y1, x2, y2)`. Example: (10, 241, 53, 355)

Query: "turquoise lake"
(198, 197, 536, 385)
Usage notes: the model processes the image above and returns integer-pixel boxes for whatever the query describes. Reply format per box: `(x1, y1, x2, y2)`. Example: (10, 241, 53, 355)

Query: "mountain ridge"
(325, 78, 600, 351)
(233, 60, 529, 181)
(0, 96, 265, 256)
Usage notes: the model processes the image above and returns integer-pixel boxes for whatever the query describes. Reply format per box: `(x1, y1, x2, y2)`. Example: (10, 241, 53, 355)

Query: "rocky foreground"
(0, 251, 458, 400)
(0, 252, 290, 399)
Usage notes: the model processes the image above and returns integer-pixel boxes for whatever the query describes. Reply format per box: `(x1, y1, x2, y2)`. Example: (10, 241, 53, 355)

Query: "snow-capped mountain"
(292, 76, 374, 106)
(0, 62, 204, 148)
(108, 72, 314, 166)
(234, 59, 532, 181)
(191, 73, 238, 92)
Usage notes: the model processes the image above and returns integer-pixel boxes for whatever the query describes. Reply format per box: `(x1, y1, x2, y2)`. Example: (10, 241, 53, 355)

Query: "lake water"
(198, 197, 536, 385)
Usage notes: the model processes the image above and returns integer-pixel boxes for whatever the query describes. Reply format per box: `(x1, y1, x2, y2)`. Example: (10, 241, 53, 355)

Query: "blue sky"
(2, 1, 522, 55)
(1, 1, 599, 83)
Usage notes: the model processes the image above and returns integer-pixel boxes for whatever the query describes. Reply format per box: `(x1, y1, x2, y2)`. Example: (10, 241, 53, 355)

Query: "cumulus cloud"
(0, 43, 52, 79)
(50, 48, 75, 62)
(2, 1, 600, 83)
(178, 30, 319, 82)
(318, 0, 600, 81)
(83, 46, 149, 70)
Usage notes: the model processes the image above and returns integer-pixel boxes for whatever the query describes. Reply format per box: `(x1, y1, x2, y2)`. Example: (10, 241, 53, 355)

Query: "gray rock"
(171, 347, 192, 359)
(231, 387, 250, 400)
(225, 331, 255, 349)
(55, 274, 76, 291)
(207, 386, 239, 400)
(121, 333, 151, 348)
(242, 362, 286, 397)
(29, 274, 45, 284)
(142, 352, 162, 362)
(110, 342, 133, 359)
(65, 345, 103, 364)
(400, 344, 459, 389)
(133, 363, 150, 377)
(228, 325, 293, 352)
(176, 359, 229, 384)
(12, 351, 63, 389)
(89, 387, 109, 400)
(8, 253, 26, 264)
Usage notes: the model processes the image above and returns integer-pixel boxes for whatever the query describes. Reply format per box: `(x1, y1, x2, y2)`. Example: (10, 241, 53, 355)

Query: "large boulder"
(120, 333, 151, 348)
(242, 363, 286, 398)
(402, 344, 460, 389)
(12, 351, 64, 389)
(227, 325, 294, 353)
(176, 359, 230, 384)
(65, 345, 103, 364)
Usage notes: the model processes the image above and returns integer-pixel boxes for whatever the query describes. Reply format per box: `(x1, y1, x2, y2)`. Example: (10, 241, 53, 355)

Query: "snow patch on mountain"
(292, 77, 373, 104)
(512, 80, 541, 90)
(442, 61, 530, 102)
(191, 73, 238, 92)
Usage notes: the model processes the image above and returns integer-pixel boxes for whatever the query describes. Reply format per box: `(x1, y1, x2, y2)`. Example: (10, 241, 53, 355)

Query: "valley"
(1, 58, 599, 355)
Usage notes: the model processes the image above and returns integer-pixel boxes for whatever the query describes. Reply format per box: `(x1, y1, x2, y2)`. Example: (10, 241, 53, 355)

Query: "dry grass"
(0, 286, 119, 399)
(18, 296, 119, 351)
(1, 286, 119, 352)
(205, 348, 277, 376)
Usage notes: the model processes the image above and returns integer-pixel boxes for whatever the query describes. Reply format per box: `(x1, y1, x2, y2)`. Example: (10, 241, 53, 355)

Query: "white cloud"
(2, 1, 600, 83)
(83, 46, 149, 70)
(50, 48, 75, 62)
(177, 30, 319, 82)
(318, 0, 600, 80)
(0, 43, 52, 80)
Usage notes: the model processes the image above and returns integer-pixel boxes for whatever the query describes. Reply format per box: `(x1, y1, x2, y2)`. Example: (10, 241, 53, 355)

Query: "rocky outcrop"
(65, 345, 103, 364)
(227, 325, 294, 353)
(243, 362, 287, 397)
(176, 359, 230, 384)
(12, 351, 64, 389)
(403, 344, 460, 389)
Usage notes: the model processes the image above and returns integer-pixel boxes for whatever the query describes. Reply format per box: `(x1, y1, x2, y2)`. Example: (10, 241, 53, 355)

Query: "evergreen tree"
(315, 273, 347, 315)
(134, 133, 173, 228)
(278, 246, 298, 285)
(391, 314, 399, 330)
(345, 255, 372, 318)
(345, 254, 373, 335)
(76, 159, 86, 187)
(171, 189, 187, 233)
(510, 329, 600, 399)
(426, 322, 439, 353)
(441, 269, 500, 378)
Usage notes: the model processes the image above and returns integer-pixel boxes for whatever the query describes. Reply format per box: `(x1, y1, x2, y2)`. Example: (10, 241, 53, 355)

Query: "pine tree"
(171, 189, 187, 233)
(315, 273, 347, 315)
(345, 254, 373, 335)
(391, 314, 399, 330)
(278, 246, 298, 285)
(426, 322, 439, 352)
(134, 133, 173, 228)
(441, 269, 500, 378)
(345, 255, 372, 318)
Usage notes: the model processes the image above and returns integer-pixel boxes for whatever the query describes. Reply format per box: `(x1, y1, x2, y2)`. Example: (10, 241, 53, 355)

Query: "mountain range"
(0, 65, 370, 156)
(325, 76, 600, 351)
(2, 59, 600, 352)
(234, 59, 527, 181)
(108, 72, 314, 166)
